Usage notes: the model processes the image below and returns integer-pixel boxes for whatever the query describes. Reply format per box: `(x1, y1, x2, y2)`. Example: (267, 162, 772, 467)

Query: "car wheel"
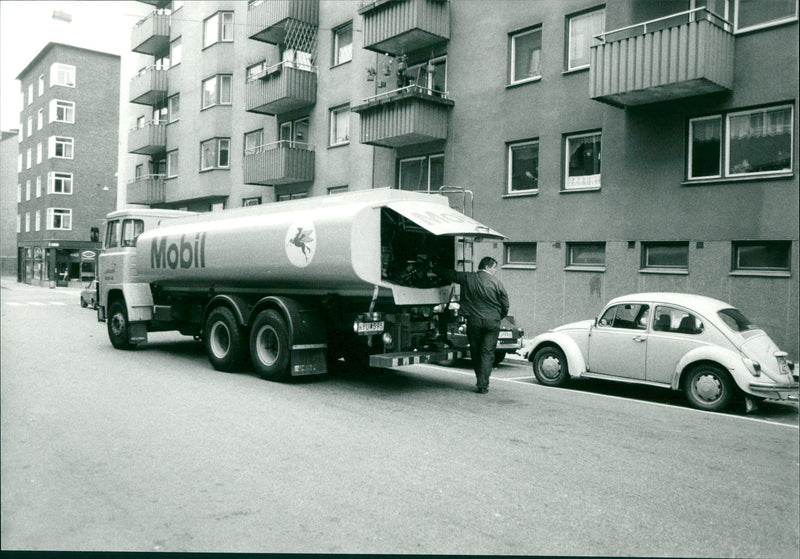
(532, 346, 569, 386)
(684, 364, 734, 412)
(90, 298, 96, 310)
(250, 309, 291, 381)
(204, 307, 248, 372)
(80, 298, 87, 308)
(493, 351, 506, 365)
(107, 300, 135, 350)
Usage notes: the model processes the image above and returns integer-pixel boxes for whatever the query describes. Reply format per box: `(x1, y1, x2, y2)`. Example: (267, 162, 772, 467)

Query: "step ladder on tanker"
(438, 186, 475, 272)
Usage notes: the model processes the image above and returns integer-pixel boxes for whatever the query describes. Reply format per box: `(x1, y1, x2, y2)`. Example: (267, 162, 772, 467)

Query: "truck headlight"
(382, 332, 393, 347)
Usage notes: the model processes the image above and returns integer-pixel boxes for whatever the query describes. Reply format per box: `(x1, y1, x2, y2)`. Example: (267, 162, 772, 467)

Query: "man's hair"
(478, 257, 498, 270)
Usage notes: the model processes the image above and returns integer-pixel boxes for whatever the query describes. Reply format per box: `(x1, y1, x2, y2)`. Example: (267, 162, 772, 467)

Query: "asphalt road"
(2, 279, 798, 556)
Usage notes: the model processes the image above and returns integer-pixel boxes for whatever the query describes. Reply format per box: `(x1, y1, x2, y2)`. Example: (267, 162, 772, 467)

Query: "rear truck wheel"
(494, 351, 506, 365)
(204, 307, 248, 372)
(107, 300, 135, 350)
(532, 346, 569, 387)
(684, 364, 734, 412)
(250, 309, 291, 381)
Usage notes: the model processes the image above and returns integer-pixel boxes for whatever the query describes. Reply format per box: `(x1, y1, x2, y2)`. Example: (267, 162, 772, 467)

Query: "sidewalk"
(0, 276, 82, 293)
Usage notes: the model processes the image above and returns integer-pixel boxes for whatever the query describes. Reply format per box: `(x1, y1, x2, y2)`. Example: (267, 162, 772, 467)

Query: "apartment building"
(16, 43, 120, 286)
(1, 130, 20, 276)
(125, 0, 798, 355)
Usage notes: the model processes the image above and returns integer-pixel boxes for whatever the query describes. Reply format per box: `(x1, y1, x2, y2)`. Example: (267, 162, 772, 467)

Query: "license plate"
(357, 321, 384, 334)
(498, 331, 513, 339)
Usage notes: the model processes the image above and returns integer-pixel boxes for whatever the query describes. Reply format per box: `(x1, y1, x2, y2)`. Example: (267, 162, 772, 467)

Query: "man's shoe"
(476, 387, 488, 394)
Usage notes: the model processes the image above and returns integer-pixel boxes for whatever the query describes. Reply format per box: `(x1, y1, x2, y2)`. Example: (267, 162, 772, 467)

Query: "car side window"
(653, 306, 704, 335)
(105, 220, 119, 248)
(598, 304, 649, 330)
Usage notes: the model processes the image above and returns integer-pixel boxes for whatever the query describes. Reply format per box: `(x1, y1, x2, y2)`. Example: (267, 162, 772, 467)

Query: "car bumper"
(748, 382, 799, 401)
(496, 340, 522, 353)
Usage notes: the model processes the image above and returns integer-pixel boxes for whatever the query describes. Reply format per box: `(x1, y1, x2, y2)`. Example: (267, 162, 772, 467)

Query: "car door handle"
(632, 336, 646, 342)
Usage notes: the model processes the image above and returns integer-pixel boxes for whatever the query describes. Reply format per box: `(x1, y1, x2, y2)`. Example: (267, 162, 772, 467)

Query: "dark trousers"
(466, 317, 501, 389)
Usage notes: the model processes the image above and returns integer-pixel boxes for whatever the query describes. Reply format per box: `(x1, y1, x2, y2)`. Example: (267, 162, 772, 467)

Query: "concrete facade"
(1, 130, 20, 276)
(124, 0, 798, 356)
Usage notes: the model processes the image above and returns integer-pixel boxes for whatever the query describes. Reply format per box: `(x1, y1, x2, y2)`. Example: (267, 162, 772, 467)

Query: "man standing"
(438, 257, 510, 394)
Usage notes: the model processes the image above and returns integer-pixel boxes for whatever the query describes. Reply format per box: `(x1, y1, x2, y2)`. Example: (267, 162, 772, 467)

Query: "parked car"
(80, 279, 98, 309)
(519, 293, 798, 412)
(435, 303, 524, 366)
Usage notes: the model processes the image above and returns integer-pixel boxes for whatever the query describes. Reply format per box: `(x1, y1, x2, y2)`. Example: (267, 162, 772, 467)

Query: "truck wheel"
(250, 309, 291, 381)
(683, 364, 734, 412)
(532, 346, 569, 386)
(204, 307, 247, 372)
(108, 300, 135, 350)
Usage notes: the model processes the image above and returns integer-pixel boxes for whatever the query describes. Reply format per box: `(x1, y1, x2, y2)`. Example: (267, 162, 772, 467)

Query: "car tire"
(250, 309, 291, 381)
(107, 300, 135, 350)
(204, 307, 248, 373)
(683, 363, 734, 412)
(532, 346, 569, 386)
(494, 351, 506, 365)
(80, 298, 87, 308)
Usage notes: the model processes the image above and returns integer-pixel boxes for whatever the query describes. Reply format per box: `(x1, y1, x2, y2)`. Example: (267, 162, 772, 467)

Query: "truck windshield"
(717, 308, 757, 332)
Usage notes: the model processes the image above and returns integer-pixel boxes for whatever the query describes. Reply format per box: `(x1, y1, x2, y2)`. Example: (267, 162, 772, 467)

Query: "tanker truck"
(97, 188, 504, 380)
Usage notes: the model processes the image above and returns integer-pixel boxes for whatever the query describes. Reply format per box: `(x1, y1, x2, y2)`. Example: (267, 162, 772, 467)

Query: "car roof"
(606, 292, 733, 315)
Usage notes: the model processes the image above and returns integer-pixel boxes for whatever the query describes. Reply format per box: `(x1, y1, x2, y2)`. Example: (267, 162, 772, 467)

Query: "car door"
(587, 303, 650, 378)
(645, 305, 706, 384)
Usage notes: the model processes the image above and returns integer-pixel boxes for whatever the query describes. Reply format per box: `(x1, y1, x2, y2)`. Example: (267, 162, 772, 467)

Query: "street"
(2, 279, 798, 556)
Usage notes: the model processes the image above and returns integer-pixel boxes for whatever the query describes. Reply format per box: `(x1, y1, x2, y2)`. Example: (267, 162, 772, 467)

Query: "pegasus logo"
(285, 222, 316, 268)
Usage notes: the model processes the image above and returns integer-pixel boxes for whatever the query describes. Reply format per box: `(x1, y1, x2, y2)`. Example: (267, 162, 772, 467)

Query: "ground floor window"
(567, 242, 605, 269)
(504, 242, 537, 267)
(642, 242, 689, 271)
(242, 197, 262, 206)
(732, 241, 791, 273)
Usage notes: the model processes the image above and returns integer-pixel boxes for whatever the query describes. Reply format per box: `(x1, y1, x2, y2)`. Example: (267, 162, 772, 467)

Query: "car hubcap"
(209, 322, 230, 359)
(540, 355, 561, 380)
(255, 325, 279, 367)
(694, 373, 722, 403)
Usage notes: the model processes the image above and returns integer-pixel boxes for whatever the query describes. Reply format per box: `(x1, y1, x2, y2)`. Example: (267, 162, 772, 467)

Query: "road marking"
(419, 363, 798, 429)
(28, 302, 46, 306)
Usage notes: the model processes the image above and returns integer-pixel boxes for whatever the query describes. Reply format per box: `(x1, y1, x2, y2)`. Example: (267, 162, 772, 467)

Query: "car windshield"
(717, 308, 757, 332)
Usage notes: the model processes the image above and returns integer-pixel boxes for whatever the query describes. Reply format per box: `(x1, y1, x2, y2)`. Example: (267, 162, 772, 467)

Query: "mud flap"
(290, 346, 328, 376)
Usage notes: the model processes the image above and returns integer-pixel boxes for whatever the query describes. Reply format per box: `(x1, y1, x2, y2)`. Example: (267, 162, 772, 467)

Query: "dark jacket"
(439, 268, 509, 321)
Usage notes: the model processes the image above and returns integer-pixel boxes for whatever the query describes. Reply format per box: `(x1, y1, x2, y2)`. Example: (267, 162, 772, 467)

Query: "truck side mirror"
(90, 227, 99, 242)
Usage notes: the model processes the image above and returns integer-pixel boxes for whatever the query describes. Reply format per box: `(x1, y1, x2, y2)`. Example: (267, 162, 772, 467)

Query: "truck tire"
(204, 307, 248, 372)
(108, 300, 135, 350)
(250, 309, 291, 381)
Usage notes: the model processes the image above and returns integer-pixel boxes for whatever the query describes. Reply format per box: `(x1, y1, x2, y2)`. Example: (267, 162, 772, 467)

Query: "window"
(201, 75, 232, 108)
(36, 176, 42, 197)
(598, 303, 649, 330)
(17, 214, 21, 234)
(170, 37, 182, 66)
(153, 105, 168, 125)
(278, 192, 308, 201)
(18, 153, 22, 172)
(26, 148, 31, 169)
(167, 150, 179, 178)
(642, 242, 689, 271)
(406, 56, 447, 95)
(200, 138, 230, 170)
(27, 117, 32, 137)
(653, 306, 704, 335)
(48, 172, 73, 194)
(244, 129, 264, 155)
(329, 105, 350, 146)
(735, 0, 797, 32)
(50, 63, 76, 87)
(49, 136, 74, 159)
(328, 186, 348, 195)
(567, 242, 605, 268)
(732, 241, 791, 272)
(36, 143, 42, 164)
(37, 108, 43, 129)
(689, 105, 793, 180)
(50, 100, 75, 123)
(510, 27, 542, 84)
(243, 197, 262, 206)
(504, 243, 537, 267)
(567, 7, 605, 71)
(17, 184, 21, 203)
(26, 180, 31, 200)
(121, 219, 144, 247)
(38, 74, 44, 95)
(168, 94, 180, 122)
(565, 131, 601, 190)
(27, 84, 33, 105)
(508, 140, 539, 193)
(279, 117, 309, 146)
(399, 154, 444, 192)
(333, 22, 353, 65)
(25, 213, 30, 233)
(203, 12, 234, 47)
(105, 220, 120, 248)
(48, 208, 72, 230)
(35, 210, 41, 232)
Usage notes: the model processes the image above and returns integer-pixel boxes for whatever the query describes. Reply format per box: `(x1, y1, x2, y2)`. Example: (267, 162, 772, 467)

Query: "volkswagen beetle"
(519, 293, 798, 412)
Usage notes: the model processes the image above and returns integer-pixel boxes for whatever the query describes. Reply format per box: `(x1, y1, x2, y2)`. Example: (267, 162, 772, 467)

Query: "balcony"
(248, 0, 319, 44)
(245, 62, 317, 115)
(131, 10, 170, 55)
(128, 121, 167, 155)
(243, 141, 315, 185)
(359, 0, 449, 56)
(351, 85, 454, 148)
(129, 66, 168, 105)
(590, 8, 734, 108)
(127, 174, 166, 205)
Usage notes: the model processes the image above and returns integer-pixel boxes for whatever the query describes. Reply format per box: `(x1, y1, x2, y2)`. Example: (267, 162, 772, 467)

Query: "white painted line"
(28, 302, 45, 306)
(418, 363, 798, 429)
(50, 302, 66, 306)
(503, 375, 536, 381)
(4, 302, 24, 306)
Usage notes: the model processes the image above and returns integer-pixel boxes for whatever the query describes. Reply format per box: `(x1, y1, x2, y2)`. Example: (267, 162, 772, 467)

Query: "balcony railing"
(590, 8, 734, 107)
(243, 140, 315, 185)
(127, 174, 166, 205)
(128, 121, 167, 155)
(245, 62, 317, 115)
(247, 0, 319, 44)
(129, 66, 169, 105)
(359, 0, 449, 56)
(131, 9, 171, 55)
(351, 84, 454, 148)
